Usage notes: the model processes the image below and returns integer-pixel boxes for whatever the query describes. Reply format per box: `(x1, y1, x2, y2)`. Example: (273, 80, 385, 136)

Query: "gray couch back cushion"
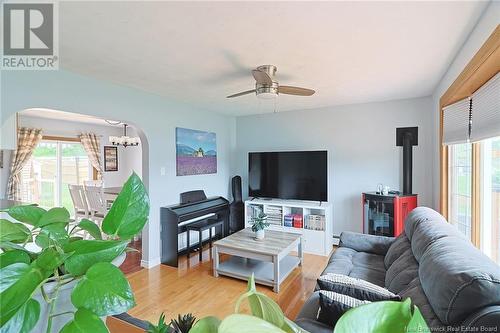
(419, 236, 500, 325)
(404, 207, 448, 241)
(410, 212, 467, 262)
(384, 233, 411, 269)
(385, 247, 419, 294)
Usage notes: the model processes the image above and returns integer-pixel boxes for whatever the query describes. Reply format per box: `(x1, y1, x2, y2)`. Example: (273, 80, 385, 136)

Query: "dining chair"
(84, 184, 108, 226)
(68, 184, 89, 221)
(84, 180, 103, 187)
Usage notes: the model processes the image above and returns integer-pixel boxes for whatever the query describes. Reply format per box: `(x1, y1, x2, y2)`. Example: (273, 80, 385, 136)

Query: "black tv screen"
(248, 151, 327, 201)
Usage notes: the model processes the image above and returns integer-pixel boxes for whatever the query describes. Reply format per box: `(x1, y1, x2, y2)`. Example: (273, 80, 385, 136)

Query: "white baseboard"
(140, 257, 161, 269)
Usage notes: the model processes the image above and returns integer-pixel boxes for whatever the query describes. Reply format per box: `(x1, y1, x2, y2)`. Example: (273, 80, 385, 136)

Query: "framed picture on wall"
(104, 146, 118, 172)
(175, 127, 217, 176)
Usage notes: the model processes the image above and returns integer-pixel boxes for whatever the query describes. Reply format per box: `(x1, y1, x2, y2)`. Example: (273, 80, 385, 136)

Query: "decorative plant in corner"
(250, 212, 269, 240)
(146, 313, 171, 333)
(171, 314, 196, 333)
(0, 172, 149, 333)
(186, 275, 429, 333)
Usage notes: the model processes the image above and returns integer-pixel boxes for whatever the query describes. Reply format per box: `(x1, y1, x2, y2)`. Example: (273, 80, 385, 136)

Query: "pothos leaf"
(0, 298, 40, 333)
(235, 274, 285, 330)
(4, 205, 46, 226)
(218, 314, 287, 333)
(189, 316, 220, 333)
(102, 172, 149, 239)
(59, 308, 109, 333)
(0, 219, 31, 244)
(77, 219, 102, 240)
(0, 250, 31, 269)
(71, 262, 135, 316)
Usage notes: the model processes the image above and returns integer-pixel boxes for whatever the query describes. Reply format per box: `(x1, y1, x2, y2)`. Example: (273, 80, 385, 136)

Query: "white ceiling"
(60, 1, 488, 116)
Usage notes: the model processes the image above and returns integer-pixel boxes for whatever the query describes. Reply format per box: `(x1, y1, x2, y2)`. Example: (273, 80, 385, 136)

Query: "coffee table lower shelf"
(215, 255, 300, 291)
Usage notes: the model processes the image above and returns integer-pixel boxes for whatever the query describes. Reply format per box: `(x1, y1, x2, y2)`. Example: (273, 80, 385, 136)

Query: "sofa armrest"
(461, 306, 500, 332)
(295, 318, 333, 333)
(339, 231, 395, 255)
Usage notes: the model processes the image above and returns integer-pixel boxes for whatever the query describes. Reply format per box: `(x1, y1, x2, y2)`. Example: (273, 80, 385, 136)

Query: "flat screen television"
(248, 151, 327, 201)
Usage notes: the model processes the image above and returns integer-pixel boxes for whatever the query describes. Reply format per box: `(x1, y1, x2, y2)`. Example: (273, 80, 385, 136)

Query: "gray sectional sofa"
(295, 207, 500, 333)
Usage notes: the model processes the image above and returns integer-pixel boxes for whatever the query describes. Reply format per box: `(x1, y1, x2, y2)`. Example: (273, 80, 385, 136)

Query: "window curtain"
(80, 133, 103, 180)
(443, 73, 500, 145)
(470, 72, 500, 142)
(7, 127, 43, 200)
(442, 98, 470, 145)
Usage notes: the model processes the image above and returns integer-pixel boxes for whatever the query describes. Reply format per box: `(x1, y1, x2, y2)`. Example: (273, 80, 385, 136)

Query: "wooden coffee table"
(212, 228, 303, 292)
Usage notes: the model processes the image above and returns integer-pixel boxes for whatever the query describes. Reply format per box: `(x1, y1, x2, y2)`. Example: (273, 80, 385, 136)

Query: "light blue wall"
(1, 69, 237, 267)
(235, 97, 434, 235)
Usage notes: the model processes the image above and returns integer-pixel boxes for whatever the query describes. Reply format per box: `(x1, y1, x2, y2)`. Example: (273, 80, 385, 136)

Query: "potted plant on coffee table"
(0, 172, 149, 333)
(251, 212, 269, 240)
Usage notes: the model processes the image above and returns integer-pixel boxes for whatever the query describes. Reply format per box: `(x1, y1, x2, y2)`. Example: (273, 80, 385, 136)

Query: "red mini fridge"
(363, 192, 417, 237)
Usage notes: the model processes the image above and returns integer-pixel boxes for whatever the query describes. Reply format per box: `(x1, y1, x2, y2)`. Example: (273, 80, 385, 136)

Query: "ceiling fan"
(227, 65, 315, 99)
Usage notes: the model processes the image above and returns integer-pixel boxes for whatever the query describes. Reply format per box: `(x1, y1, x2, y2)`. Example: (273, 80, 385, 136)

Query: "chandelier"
(109, 123, 139, 147)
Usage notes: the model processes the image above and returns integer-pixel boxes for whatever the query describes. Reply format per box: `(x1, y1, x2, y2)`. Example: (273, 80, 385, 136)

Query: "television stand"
(244, 198, 333, 256)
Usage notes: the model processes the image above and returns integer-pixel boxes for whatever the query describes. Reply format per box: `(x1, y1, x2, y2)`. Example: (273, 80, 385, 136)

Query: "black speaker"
(232, 175, 242, 202)
(229, 175, 244, 233)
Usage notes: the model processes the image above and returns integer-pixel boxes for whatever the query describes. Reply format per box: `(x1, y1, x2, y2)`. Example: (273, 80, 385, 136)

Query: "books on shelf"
(265, 206, 282, 225)
(284, 214, 303, 228)
(304, 214, 326, 231)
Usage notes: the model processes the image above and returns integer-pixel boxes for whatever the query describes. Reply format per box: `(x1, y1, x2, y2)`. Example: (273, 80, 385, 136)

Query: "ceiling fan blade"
(226, 89, 256, 98)
(278, 85, 315, 96)
(252, 69, 273, 85)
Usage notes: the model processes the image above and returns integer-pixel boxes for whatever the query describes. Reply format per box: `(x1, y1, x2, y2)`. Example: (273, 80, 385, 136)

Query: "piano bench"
(186, 219, 225, 261)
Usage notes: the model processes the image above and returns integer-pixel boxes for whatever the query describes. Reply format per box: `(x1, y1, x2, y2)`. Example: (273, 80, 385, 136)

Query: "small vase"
(255, 229, 265, 240)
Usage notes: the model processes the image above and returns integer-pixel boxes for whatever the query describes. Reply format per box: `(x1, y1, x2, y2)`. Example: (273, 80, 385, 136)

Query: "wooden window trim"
(440, 25, 500, 247)
(42, 135, 81, 142)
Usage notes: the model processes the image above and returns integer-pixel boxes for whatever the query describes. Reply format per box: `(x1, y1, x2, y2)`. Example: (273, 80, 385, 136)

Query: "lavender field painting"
(176, 127, 217, 176)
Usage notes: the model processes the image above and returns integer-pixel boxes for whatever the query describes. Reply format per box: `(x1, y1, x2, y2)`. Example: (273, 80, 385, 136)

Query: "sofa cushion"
(339, 231, 394, 255)
(318, 273, 400, 301)
(323, 247, 386, 287)
(385, 247, 419, 293)
(419, 237, 500, 325)
(384, 233, 411, 269)
(317, 290, 370, 326)
(410, 214, 467, 262)
(404, 207, 448, 241)
(399, 277, 443, 330)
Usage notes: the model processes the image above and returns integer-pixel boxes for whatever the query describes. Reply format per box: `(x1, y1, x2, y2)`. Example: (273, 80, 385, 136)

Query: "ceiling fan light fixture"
(256, 82, 278, 99)
(257, 92, 278, 99)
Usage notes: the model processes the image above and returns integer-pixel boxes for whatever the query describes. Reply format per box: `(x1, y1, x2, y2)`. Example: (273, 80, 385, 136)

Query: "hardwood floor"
(126, 244, 329, 324)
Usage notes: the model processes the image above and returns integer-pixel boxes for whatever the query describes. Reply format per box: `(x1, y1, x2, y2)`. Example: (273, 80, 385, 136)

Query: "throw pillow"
(317, 290, 370, 326)
(317, 273, 401, 302)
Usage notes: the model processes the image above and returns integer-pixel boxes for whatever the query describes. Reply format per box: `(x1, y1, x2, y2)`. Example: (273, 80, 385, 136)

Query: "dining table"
(103, 186, 122, 202)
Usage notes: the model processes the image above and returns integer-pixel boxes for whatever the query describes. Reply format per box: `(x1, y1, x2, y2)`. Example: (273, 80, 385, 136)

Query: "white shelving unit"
(244, 198, 333, 256)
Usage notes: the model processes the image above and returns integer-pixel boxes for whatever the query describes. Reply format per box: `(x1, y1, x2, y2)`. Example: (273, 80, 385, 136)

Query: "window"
(479, 136, 500, 263)
(448, 143, 472, 240)
(20, 139, 92, 213)
(446, 137, 500, 264)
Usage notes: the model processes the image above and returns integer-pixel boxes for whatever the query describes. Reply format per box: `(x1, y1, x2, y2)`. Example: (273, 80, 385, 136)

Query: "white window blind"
(470, 72, 500, 142)
(443, 98, 470, 145)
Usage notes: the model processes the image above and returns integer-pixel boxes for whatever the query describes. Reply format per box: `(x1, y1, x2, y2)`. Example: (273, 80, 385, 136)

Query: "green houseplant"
(0, 172, 149, 333)
(250, 212, 269, 240)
